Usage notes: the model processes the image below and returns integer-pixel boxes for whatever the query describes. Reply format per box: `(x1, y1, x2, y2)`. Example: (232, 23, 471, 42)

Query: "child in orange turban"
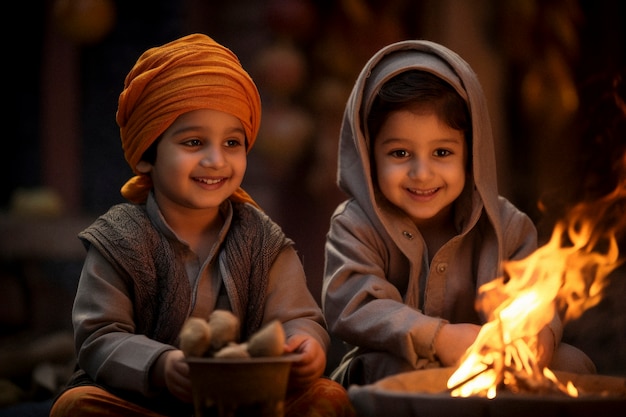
(50, 34, 355, 417)
(117, 33, 261, 206)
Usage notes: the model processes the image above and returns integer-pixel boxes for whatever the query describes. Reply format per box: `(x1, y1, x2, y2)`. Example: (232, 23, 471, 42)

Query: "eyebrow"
(378, 136, 464, 146)
(169, 125, 246, 136)
(433, 137, 464, 145)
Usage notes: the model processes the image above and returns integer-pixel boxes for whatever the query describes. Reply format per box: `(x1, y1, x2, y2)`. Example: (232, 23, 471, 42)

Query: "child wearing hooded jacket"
(322, 40, 597, 387)
(49, 34, 354, 417)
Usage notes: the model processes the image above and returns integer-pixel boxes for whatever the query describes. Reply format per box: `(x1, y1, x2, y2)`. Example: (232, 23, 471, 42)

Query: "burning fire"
(448, 169, 626, 399)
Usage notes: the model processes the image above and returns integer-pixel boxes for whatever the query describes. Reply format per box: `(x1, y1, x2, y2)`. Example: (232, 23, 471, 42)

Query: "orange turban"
(117, 33, 261, 206)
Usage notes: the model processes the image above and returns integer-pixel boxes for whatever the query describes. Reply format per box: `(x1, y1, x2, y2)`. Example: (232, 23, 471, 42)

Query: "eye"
(434, 148, 452, 157)
(182, 138, 202, 147)
(389, 149, 409, 158)
(225, 138, 244, 148)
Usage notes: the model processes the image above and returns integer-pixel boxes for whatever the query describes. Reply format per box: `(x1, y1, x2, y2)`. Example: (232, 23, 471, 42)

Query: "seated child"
(322, 39, 597, 387)
(50, 33, 355, 417)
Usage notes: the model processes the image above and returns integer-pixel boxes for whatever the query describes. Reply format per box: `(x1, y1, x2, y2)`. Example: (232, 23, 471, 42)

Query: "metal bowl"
(186, 354, 302, 417)
(348, 367, 626, 417)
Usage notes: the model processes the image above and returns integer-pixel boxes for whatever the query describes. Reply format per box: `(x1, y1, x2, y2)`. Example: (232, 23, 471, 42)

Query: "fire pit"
(348, 367, 626, 417)
(187, 353, 302, 417)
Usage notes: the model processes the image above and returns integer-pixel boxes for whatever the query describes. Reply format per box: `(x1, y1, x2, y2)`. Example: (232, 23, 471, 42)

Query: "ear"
(135, 160, 152, 174)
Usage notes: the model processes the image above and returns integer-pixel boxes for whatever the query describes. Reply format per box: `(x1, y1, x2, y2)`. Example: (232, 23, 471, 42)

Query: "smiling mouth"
(408, 187, 439, 196)
(195, 177, 226, 185)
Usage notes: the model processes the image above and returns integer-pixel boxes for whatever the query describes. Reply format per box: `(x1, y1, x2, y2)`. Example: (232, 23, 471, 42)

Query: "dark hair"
(367, 70, 471, 144)
(141, 139, 159, 165)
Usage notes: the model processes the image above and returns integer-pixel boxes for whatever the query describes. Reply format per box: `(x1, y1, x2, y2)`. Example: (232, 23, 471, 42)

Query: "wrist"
(430, 320, 447, 362)
(151, 350, 170, 389)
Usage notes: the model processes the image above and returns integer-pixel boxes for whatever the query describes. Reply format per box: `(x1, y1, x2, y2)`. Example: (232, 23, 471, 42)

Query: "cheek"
(374, 160, 387, 185)
(161, 151, 192, 170)
(449, 165, 467, 190)
(231, 155, 247, 178)
(375, 163, 401, 194)
(152, 155, 189, 185)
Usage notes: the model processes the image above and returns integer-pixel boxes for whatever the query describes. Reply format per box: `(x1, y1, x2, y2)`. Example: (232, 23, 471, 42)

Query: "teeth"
(409, 188, 437, 195)
(197, 178, 223, 185)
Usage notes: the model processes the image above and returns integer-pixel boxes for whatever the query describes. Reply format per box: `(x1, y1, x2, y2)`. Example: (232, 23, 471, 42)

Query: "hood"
(337, 39, 500, 241)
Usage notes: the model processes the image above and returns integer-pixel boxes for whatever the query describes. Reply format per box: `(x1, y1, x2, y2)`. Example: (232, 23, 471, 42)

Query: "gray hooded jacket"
(322, 40, 551, 374)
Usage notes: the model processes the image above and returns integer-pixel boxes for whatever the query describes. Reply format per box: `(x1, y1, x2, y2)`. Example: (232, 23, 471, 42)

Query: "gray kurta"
(60, 193, 328, 415)
(322, 40, 550, 384)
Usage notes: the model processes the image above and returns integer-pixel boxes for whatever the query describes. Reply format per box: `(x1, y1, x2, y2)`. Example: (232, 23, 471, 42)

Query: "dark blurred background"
(1, 0, 625, 412)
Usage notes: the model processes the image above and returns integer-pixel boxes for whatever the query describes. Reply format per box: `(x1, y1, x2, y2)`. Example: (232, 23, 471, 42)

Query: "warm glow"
(448, 174, 625, 398)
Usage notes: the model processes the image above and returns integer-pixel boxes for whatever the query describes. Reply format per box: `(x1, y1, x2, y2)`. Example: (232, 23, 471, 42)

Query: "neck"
(158, 201, 224, 260)
(416, 207, 456, 263)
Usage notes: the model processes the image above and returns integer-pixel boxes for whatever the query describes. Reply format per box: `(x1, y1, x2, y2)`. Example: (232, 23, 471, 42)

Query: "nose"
(199, 146, 225, 168)
(409, 156, 432, 180)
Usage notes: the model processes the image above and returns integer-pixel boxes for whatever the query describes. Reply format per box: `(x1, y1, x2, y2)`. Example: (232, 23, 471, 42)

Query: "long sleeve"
(323, 202, 443, 366)
(73, 246, 175, 396)
(263, 246, 330, 350)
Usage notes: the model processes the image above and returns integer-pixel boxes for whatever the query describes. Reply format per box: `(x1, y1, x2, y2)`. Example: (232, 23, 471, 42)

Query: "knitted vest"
(78, 201, 292, 343)
(63, 202, 292, 415)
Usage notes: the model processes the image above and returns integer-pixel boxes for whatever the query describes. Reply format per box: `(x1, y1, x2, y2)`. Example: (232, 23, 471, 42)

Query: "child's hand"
(433, 323, 481, 367)
(158, 350, 193, 403)
(283, 335, 326, 390)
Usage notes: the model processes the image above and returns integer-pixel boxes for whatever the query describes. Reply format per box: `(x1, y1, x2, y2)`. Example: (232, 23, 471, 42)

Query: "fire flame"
(448, 171, 626, 398)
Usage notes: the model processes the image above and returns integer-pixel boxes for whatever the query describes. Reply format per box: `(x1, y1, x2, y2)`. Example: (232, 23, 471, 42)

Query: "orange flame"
(448, 172, 625, 398)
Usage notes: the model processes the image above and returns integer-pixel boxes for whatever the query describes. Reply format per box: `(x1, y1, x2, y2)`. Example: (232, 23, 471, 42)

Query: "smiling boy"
(49, 34, 354, 417)
(322, 40, 596, 388)
(373, 110, 467, 261)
